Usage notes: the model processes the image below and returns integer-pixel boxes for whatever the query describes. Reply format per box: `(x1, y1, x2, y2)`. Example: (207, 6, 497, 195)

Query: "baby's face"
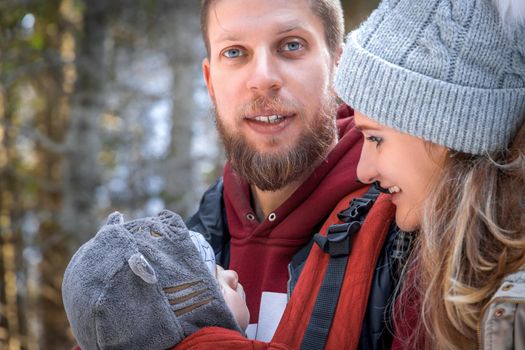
(216, 266, 250, 330)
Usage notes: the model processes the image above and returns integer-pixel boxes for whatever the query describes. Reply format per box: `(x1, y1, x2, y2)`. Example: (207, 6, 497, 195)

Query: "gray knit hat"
(62, 210, 240, 350)
(335, 0, 525, 154)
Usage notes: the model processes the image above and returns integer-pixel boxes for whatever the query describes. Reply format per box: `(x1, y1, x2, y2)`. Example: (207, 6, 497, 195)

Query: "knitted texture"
(335, 0, 525, 154)
(62, 210, 240, 350)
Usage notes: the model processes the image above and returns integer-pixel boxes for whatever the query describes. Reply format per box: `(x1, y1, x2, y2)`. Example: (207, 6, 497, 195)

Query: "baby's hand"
(216, 265, 250, 330)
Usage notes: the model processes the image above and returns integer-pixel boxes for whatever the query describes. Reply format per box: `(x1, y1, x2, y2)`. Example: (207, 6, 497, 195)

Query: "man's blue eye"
(283, 41, 302, 51)
(223, 48, 243, 58)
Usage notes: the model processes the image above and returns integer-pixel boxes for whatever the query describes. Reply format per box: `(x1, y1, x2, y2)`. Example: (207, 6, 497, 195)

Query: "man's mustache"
(237, 96, 302, 119)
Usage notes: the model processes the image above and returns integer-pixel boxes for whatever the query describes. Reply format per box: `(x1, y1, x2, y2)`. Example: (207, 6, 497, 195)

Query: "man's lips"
(243, 113, 295, 134)
(252, 115, 285, 124)
(244, 110, 294, 121)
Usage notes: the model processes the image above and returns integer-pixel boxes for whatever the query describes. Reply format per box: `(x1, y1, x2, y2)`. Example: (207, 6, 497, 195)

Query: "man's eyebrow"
(215, 33, 241, 43)
(276, 23, 307, 35)
(216, 24, 307, 42)
(213, 21, 310, 45)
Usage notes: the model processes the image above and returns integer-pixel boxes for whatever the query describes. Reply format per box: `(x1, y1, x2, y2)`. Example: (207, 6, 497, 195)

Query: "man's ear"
(202, 58, 215, 100)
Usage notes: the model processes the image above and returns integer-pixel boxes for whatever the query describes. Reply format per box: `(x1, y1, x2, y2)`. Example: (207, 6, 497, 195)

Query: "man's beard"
(215, 94, 337, 192)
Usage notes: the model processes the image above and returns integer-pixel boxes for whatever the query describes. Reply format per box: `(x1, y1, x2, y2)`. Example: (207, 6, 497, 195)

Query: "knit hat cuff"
(335, 32, 525, 154)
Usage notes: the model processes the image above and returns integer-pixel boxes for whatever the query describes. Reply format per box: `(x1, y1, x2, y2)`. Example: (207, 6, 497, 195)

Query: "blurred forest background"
(0, 0, 379, 349)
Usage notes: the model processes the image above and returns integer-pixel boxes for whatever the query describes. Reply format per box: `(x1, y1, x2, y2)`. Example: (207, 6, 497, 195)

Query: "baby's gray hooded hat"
(62, 210, 240, 350)
(335, 0, 525, 154)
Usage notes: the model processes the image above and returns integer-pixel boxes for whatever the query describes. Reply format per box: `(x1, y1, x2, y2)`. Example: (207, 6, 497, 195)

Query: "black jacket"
(186, 178, 411, 350)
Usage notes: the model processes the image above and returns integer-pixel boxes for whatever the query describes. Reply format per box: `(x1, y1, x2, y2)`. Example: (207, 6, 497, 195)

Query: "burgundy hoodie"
(222, 105, 366, 324)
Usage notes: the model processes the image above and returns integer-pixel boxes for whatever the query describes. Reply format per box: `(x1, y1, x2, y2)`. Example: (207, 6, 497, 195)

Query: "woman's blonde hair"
(397, 121, 525, 349)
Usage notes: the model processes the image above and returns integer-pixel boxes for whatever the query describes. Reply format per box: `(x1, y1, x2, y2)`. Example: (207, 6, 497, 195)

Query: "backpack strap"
(300, 186, 380, 350)
(272, 187, 394, 349)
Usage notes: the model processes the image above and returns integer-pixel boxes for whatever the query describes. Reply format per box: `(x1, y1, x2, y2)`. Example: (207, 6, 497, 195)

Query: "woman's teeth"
(254, 115, 285, 124)
(388, 186, 400, 194)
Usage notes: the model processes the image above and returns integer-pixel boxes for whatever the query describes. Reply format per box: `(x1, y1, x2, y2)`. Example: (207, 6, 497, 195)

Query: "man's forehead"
(207, 0, 321, 41)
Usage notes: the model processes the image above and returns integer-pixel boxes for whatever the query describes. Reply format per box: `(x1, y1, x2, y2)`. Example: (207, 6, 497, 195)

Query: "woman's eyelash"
(366, 135, 383, 146)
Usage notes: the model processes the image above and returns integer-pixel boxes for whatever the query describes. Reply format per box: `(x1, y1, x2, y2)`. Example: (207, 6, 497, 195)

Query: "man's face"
(203, 0, 338, 191)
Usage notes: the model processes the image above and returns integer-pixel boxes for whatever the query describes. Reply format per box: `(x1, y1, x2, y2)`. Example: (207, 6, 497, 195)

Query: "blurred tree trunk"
(34, 8, 75, 350)
(163, 1, 202, 217)
(0, 87, 22, 350)
(37, 0, 107, 348)
(342, 0, 380, 30)
(60, 0, 106, 244)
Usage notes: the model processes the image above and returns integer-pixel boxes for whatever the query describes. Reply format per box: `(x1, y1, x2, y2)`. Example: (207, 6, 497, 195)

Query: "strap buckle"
(313, 221, 361, 257)
(337, 197, 374, 223)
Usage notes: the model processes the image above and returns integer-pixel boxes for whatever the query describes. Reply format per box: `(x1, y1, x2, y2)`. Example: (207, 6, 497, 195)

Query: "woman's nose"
(356, 147, 377, 184)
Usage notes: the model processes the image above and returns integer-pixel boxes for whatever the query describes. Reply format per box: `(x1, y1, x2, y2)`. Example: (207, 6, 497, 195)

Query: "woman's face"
(354, 111, 447, 231)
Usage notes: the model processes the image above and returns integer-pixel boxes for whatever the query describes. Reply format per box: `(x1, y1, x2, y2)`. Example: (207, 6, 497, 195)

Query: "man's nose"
(246, 49, 282, 94)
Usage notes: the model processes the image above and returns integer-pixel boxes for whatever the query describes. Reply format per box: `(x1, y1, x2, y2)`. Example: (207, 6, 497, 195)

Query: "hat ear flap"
(128, 253, 158, 284)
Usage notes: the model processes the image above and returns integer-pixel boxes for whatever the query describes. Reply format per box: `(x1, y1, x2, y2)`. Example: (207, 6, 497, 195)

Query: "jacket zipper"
(286, 262, 292, 301)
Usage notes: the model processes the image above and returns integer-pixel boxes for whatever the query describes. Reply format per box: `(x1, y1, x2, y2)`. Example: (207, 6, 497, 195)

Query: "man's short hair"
(200, 0, 344, 58)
